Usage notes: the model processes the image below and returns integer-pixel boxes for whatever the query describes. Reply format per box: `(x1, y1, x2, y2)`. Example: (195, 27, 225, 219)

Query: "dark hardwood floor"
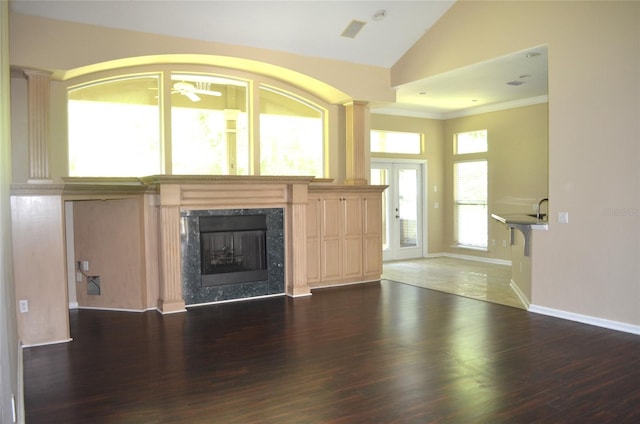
(24, 281, 640, 423)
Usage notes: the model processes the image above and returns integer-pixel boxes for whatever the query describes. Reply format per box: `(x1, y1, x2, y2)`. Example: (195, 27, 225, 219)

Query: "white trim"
(21, 338, 73, 349)
(310, 279, 380, 290)
(287, 292, 313, 298)
(372, 96, 548, 120)
(159, 308, 187, 315)
(76, 306, 154, 313)
(443, 95, 548, 119)
(528, 304, 640, 336)
(68, 301, 79, 310)
(509, 279, 530, 309)
(185, 293, 284, 308)
(426, 252, 511, 267)
(17, 343, 24, 424)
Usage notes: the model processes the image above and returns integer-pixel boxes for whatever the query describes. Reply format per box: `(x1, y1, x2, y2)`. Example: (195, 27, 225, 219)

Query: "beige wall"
(9, 13, 395, 105)
(395, 1, 640, 326)
(73, 198, 147, 311)
(444, 103, 549, 262)
(0, 1, 20, 422)
(370, 114, 445, 253)
(11, 194, 69, 346)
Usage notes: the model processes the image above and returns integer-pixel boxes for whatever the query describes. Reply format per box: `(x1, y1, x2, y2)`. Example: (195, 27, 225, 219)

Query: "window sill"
(451, 244, 488, 252)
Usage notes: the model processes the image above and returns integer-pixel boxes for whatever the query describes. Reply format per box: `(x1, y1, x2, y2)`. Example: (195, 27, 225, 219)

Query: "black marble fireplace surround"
(181, 208, 285, 305)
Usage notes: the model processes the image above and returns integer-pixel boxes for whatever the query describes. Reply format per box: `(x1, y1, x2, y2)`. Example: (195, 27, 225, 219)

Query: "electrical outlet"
(76, 271, 83, 282)
(558, 211, 569, 224)
(502, 240, 507, 247)
(19, 299, 29, 313)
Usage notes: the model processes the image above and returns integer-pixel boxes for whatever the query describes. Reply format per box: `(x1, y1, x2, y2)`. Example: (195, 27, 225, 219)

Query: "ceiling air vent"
(341, 20, 367, 39)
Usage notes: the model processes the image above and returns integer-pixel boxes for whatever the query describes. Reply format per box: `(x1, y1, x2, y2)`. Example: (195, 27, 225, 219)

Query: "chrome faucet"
(537, 198, 549, 220)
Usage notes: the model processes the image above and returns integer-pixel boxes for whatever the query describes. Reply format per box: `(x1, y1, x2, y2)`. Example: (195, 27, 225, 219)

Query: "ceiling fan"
(172, 81, 222, 102)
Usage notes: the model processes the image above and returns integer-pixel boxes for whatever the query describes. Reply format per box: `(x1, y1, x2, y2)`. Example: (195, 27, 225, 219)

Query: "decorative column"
(344, 100, 370, 185)
(24, 70, 53, 183)
(287, 183, 311, 297)
(158, 184, 186, 313)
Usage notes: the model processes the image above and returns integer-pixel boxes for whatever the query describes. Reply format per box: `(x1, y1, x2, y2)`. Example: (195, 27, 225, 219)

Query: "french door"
(371, 161, 424, 261)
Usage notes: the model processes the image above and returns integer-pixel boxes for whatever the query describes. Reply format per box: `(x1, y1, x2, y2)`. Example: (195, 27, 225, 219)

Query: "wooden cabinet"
(307, 185, 385, 288)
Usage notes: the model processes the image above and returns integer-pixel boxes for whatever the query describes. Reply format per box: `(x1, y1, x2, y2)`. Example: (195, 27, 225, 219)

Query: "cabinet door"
(321, 194, 343, 281)
(342, 195, 363, 279)
(363, 193, 383, 278)
(306, 194, 322, 284)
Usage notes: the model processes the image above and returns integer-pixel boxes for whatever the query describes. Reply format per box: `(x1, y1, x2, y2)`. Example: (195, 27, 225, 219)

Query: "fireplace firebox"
(199, 215, 268, 286)
(181, 208, 284, 305)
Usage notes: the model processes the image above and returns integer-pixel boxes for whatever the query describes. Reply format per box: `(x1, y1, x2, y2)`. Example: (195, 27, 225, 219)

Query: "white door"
(371, 162, 424, 261)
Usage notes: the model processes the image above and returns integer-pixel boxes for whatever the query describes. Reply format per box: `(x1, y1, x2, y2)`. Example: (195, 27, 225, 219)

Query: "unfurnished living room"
(1, 1, 639, 423)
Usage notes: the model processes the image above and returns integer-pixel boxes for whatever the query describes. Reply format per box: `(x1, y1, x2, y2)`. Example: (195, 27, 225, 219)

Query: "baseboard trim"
(21, 338, 73, 349)
(185, 293, 284, 309)
(426, 252, 512, 267)
(509, 279, 530, 309)
(76, 306, 152, 313)
(17, 342, 24, 424)
(528, 304, 640, 335)
(68, 301, 79, 310)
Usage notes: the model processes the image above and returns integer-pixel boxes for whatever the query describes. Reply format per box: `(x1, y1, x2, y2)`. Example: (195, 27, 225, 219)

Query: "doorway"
(371, 161, 425, 261)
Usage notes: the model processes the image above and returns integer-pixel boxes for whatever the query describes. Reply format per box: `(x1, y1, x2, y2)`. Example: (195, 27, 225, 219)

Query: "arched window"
(67, 69, 327, 178)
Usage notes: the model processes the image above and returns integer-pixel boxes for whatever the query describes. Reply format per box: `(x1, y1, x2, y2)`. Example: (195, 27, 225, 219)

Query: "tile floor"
(382, 256, 525, 309)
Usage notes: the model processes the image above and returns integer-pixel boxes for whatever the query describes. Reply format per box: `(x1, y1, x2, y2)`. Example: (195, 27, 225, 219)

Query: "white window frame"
(453, 130, 488, 250)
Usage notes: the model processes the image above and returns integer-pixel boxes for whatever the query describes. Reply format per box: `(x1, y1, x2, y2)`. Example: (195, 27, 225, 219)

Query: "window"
(453, 130, 488, 249)
(67, 70, 326, 178)
(371, 130, 422, 154)
(259, 87, 324, 176)
(454, 129, 487, 154)
(68, 75, 161, 177)
(170, 74, 249, 175)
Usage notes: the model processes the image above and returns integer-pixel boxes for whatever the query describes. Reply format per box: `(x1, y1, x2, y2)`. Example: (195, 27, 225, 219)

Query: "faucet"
(537, 198, 549, 220)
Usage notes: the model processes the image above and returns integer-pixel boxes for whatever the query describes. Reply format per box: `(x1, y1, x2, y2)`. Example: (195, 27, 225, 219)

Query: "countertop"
(491, 213, 549, 230)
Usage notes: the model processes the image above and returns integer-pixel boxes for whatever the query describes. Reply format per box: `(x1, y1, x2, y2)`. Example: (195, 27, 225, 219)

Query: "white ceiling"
(10, 0, 548, 117)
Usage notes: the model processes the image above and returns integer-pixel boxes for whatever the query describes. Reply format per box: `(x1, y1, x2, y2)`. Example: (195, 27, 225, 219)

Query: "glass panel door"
(371, 162, 424, 261)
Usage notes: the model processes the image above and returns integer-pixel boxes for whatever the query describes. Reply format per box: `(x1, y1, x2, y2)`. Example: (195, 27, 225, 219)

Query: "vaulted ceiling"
(10, 0, 548, 118)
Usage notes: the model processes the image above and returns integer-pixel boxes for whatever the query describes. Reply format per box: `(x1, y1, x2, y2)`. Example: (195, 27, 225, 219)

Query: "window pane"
(398, 168, 418, 247)
(455, 130, 487, 154)
(171, 74, 248, 175)
(371, 130, 422, 154)
(68, 75, 161, 177)
(259, 87, 324, 177)
(454, 160, 488, 248)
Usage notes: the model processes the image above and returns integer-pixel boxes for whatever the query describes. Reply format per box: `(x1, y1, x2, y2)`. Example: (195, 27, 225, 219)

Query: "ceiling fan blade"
(185, 92, 201, 102)
(192, 89, 222, 97)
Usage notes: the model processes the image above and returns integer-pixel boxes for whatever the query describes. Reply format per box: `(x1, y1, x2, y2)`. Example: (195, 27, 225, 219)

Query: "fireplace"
(181, 208, 285, 305)
(199, 215, 268, 286)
